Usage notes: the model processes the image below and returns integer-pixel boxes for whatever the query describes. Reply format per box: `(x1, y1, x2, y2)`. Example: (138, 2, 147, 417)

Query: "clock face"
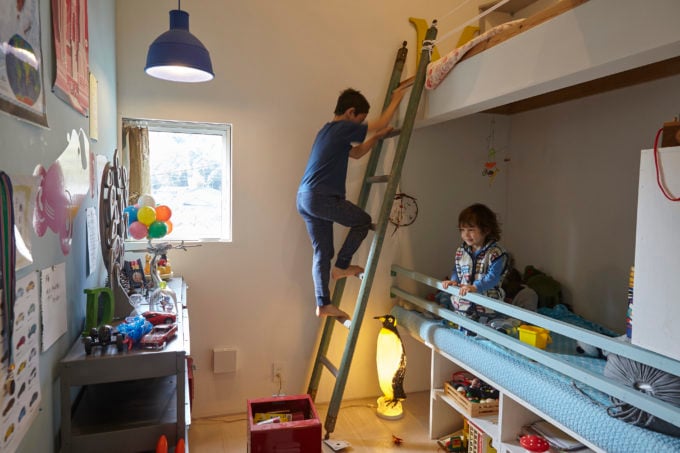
(389, 193, 418, 227)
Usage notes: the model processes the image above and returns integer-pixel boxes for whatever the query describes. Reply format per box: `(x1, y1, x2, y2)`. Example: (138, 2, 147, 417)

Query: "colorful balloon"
(138, 194, 156, 208)
(155, 205, 172, 221)
(128, 221, 148, 240)
(124, 205, 138, 224)
(165, 220, 173, 235)
(137, 206, 157, 226)
(148, 221, 169, 239)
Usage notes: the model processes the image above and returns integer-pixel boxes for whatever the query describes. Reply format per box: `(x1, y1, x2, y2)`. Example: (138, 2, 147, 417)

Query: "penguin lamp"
(375, 314, 407, 420)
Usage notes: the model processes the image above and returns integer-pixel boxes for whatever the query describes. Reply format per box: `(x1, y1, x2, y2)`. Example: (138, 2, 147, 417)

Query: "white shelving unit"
(428, 346, 600, 453)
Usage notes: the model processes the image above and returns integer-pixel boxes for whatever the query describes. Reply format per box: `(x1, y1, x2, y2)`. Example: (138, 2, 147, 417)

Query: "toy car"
(4, 423, 14, 441)
(139, 324, 178, 349)
(82, 325, 125, 355)
(142, 311, 177, 326)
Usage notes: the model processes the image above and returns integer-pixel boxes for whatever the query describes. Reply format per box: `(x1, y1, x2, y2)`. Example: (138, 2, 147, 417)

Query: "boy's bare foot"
(331, 265, 364, 280)
(316, 304, 351, 325)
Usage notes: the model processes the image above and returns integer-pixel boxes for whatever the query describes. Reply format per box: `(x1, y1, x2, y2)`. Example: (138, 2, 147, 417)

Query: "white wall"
(116, 0, 463, 417)
(115, 0, 680, 420)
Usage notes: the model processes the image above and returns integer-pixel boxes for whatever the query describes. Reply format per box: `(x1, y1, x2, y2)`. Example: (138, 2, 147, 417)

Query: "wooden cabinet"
(59, 279, 190, 452)
(429, 347, 599, 453)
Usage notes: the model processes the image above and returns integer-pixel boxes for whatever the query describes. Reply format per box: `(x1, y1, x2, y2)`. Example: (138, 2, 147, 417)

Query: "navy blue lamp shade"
(145, 9, 214, 83)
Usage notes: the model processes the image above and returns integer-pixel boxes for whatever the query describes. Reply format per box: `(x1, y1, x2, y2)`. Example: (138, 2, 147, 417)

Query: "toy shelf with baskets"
(430, 346, 598, 453)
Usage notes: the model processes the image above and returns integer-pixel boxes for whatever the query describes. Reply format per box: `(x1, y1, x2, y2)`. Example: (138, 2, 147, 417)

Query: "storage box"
(247, 394, 321, 453)
(467, 421, 496, 453)
(444, 382, 499, 417)
(518, 325, 551, 349)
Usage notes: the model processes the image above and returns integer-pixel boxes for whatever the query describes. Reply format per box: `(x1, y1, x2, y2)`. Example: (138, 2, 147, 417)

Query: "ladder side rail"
(307, 42, 408, 401)
(356, 42, 409, 210)
(307, 278, 346, 400)
(323, 24, 438, 437)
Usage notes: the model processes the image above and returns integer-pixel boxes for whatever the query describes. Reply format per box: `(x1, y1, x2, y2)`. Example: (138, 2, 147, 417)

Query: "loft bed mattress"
(391, 304, 680, 452)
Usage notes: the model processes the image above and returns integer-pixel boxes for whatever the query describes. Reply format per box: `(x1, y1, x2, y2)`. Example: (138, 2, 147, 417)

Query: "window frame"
(123, 117, 233, 242)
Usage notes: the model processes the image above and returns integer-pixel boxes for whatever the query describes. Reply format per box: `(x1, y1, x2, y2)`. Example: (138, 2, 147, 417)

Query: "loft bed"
(390, 265, 680, 452)
(418, 0, 680, 127)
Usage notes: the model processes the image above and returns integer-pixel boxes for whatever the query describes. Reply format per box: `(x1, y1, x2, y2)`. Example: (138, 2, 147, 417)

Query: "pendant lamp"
(145, 1, 214, 83)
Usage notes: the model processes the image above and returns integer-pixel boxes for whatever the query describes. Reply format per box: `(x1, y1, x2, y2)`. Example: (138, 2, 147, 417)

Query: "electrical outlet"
(271, 362, 284, 382)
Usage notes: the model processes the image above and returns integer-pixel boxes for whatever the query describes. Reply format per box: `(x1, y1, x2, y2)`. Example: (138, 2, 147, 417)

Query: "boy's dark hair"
(458, 203, 501, 242)
(334, 88, 370, 115)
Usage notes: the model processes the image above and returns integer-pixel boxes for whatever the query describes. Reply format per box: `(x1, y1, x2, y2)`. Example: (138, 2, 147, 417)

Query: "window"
(123, 119, 232, 241)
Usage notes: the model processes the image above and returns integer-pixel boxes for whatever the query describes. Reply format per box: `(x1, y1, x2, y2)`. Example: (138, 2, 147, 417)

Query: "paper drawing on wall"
(33, 128, 94, 254)
(0, 0, 48, 126)
(51, 0, 89, 116)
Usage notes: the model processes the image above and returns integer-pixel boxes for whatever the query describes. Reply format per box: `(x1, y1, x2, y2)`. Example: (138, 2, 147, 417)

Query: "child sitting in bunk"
(441, 203, 508, 318)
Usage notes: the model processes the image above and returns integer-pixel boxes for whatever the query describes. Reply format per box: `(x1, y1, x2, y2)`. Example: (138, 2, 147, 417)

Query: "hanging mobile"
(388, 192, 418, 235)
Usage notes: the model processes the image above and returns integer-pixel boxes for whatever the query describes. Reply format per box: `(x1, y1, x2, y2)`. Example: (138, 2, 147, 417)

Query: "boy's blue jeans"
(297, 191, 371, 307)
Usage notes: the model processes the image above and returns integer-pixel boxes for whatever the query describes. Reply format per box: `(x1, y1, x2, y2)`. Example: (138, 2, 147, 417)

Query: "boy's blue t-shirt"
(298, 120, 368, 196)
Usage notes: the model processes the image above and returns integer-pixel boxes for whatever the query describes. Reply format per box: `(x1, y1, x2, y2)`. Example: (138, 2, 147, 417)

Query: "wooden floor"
(188, 390, 443, 452)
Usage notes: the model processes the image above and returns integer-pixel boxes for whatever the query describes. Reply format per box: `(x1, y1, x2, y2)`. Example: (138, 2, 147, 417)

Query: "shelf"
(435, 389, 499, 439)
(60, 278, 189, 453)
(68, 377, 178, 451)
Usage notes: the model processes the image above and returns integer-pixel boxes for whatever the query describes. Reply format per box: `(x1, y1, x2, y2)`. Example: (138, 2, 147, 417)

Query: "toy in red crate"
(247, 394, 321, 453)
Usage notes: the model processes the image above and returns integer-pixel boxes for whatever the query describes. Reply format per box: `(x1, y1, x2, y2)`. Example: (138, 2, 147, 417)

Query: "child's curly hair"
(458, 203, 502, 242)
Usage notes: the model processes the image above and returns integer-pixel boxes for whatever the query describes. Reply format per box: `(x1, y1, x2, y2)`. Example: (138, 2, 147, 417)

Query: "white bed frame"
(419, 0, 680, 127)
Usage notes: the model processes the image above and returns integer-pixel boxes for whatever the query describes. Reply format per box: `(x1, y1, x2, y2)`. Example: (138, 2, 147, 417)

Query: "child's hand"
(459, 284, 476, 296)
(441, 280, 458, 289)
(392, 86, 407, 101)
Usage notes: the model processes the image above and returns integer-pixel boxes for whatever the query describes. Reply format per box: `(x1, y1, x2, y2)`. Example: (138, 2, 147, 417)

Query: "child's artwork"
(40, 264, 67, 351)
(51, 0, 89, 116)
(33, 128, 94, 255)
(0, 0, 47, 126)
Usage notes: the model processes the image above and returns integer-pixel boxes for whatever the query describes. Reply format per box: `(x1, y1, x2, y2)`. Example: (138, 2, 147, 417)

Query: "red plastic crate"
(247, 394, 321, 453)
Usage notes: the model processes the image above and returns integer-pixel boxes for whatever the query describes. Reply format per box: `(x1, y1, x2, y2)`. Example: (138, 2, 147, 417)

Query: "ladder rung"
(320, 356, 339, 377)
(365, 175, 390, 184)
(398, 76, 415, 90)
(385, 128, 402, 139)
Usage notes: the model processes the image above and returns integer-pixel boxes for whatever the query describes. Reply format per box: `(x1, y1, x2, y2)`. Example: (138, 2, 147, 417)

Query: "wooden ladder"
(306, 23, 438, 439)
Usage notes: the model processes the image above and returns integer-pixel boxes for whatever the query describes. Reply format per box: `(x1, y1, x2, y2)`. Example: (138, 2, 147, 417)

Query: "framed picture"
(51, 0, 89, 116)
(0, 0, 48, 127)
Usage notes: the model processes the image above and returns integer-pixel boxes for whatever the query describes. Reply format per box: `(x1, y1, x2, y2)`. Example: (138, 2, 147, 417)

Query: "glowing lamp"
(145, 2, 214, 83)
(375, 314, 406, 420)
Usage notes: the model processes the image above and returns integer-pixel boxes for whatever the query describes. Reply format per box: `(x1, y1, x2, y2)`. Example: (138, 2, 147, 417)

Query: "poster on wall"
(0, 272, 42, 453)
(0, 0, 48, 127)
(51, 0, 89, 116)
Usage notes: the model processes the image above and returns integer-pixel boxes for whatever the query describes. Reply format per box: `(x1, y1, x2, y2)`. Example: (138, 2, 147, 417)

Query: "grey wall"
(399, 74, 680, 333)
(504, 74, 680, 331)
(0, 1, 117, 451)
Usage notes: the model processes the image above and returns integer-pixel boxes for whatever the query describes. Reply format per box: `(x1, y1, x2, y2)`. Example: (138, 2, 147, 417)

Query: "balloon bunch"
(124, 194, 173, 240)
